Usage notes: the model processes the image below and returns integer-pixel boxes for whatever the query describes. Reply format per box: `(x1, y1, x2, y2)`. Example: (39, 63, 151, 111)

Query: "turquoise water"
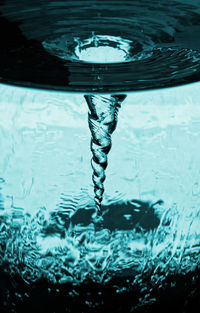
(1, 0, 200, 92)
(0, 83, 199, 303)
(0, 1, 200, 312)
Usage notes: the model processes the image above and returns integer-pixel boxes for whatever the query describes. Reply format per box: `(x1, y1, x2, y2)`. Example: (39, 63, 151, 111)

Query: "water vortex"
(85, 94, 127, 218)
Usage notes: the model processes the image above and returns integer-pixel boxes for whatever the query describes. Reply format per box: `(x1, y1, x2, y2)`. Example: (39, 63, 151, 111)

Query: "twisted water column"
(84, 94, 127, 221)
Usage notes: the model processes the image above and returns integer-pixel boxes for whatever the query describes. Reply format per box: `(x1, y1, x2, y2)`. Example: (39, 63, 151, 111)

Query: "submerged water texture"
(0, 83, 200, 312)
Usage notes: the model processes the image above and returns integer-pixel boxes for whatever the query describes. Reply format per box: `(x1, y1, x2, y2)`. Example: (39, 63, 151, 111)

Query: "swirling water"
(1, 0, 200, 91)
(85, 94, 126, 218)
(46, 28, 200, 223)
(0, 1, 200, 312)
(0, 83, 200, 312)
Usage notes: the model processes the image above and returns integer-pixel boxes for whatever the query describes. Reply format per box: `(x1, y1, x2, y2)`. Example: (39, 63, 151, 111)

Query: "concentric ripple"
(0, 0, 200, 91)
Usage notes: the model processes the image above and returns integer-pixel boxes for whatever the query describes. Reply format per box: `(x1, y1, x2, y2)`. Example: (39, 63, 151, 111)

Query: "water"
(0, 0, 200, 312)
(43, 31, 200, 223)
(1, 0, 200, 91)
(42, 33, 200, 92)
(85, 94, 126, 220)
(0, 83, 200, 312)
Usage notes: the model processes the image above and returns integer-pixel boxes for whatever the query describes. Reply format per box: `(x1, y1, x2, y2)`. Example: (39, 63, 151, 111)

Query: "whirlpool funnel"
(0, 1, 200, 313)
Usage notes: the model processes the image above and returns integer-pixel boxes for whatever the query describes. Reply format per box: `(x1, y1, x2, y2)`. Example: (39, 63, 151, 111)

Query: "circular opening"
(74, 34, 132, 64)
(76, 46, 128, 63)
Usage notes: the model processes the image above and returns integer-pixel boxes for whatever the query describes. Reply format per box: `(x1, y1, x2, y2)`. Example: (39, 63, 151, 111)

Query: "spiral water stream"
(85, 94, 127, 218)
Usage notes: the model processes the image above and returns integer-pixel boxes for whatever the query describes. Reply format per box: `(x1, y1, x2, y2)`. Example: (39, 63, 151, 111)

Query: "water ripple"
(0, 0, 200, 91)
